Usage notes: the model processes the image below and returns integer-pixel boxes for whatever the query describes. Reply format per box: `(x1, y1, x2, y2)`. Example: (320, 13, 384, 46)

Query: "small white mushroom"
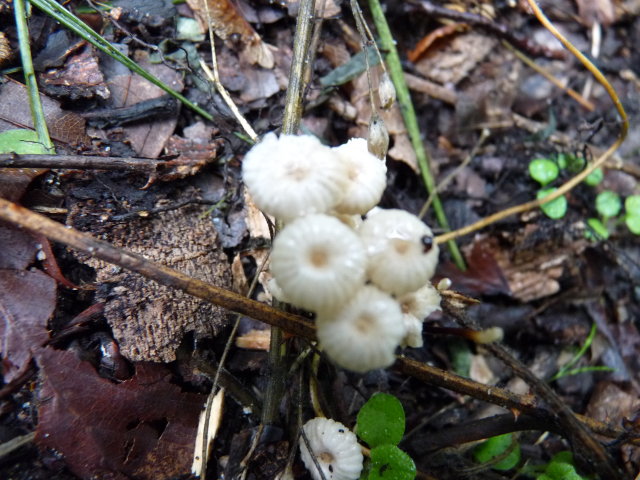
(242, 133, 348, 222)
(359, 209, 439, 296)
(400, 314, 424, 348)
(398, 282, 442, 320)
(270, 214, 366, 312)
(299, 417, 363, 480)
(332, 138, 387, 215)
(316, 285, 404, 373)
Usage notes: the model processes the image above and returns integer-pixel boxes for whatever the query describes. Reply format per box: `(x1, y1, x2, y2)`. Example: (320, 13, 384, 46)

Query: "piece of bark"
(68, 190, 231, 362)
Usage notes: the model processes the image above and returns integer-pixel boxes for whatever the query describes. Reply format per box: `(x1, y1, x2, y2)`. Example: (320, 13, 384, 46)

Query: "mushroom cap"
(270, 214, 366, 312)
(242, 133, 348, 222)
(316, 285, 404, 373)
(398, 282, 441, 320)
(359, 209, 439, 296)
(299, 417, 363, 480)
(332, 138, 387, 215)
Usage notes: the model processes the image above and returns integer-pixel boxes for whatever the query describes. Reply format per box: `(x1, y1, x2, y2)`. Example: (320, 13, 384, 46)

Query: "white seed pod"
(401, 314, 424, 348)
(270, 214, 366, 312)
(359, 209, 439, 296)
(378, 71, 396, 110)
(367, 115, 389, 160)
(398, 282, 442, 320)
(242, 133, 347, 222)
(332, 138, 387, 215)
(316, 286, 404, 373)
(299, 417, 363, 480)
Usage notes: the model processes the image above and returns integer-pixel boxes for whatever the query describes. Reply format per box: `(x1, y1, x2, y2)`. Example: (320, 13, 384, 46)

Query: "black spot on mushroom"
(421, 235, 434, 253)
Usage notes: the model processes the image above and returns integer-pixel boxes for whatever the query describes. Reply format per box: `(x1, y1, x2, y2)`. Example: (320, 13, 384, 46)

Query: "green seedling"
(537, 188, 568, 220)
(624, 195, 640, 235)
(584, 167, 603, 186)
(529, 158, 560, 186)
(473, 433, 521, 471)
(535, 451, 589, 480)
(356, 393, 416, 480)
(595, 191, 622, 218)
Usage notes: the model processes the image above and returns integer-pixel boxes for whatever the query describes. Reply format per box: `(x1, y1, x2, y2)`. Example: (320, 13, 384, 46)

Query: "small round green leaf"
(625, 195, 640, 216)
(529, 158, 559, 186)
(0, 129, 48, 154)
(586, 218, 609, 240)
(536, 475, 554, 480)
(584, 168, 604, 186)
(595, 191, 622, 218)
(545, 461, 584, 480)
(368, 445, 416, 480)
(537, 188, 567, 219)
(626, 215, 640, 235)
(357, 393, 405, 448)
(473, 433, 521, 471)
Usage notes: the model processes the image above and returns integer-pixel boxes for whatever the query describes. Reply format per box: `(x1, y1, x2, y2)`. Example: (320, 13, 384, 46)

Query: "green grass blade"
(14, 0, 55, 153)
(30, 0, 213, 121)
(367, 0, 465, 269)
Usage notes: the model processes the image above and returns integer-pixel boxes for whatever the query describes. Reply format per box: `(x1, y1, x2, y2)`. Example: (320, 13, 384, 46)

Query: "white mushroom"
(332, 138, 387, 215)
(398, 282, 441, 320)
(359, 209, 439, 296)
(242, 133, 348, 222)
(316, 286, 404, 373)
(299, 417, 363, 480)
(400, 314, 424, 348)
(270, 214, 366, 312)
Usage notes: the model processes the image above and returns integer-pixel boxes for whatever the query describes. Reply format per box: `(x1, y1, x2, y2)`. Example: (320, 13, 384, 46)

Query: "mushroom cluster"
(242, 133, 441, 373)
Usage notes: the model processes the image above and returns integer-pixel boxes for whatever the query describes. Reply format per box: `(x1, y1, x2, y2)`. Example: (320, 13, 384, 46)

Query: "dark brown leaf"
(0, 269, 56, 382)
(36, 347, 204, 480)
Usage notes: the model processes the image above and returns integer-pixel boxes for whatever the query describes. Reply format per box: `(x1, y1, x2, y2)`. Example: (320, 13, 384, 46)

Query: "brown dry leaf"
(0, 79, 90, 146)
(0, 222, 38, 269)
(40, 46, 110, 100)
(105, 53, 183, 158)
(0, 269, 56, 383)
(187, 0, 275, 69)
(36, 347, 204, 480)
(68, 192, 231, 362)
(414, 31, 496, 86)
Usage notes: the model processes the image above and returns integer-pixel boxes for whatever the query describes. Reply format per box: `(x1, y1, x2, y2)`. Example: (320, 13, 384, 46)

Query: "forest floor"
(0, 0, 639, 479)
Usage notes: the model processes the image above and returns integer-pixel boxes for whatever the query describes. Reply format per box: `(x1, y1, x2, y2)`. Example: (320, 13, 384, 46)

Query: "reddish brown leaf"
(0, 221, 38, 269)
(0, 269, 56, 382)
(36, 348, 204, 480)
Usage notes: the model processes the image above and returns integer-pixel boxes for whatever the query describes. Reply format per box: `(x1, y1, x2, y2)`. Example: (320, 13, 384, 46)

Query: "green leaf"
(537, 188, 567, 219)
(584, 168, 604, 186)
(595, 191, 622, 218)
(0, 129, 49, 154)
(626, 215, 640, 235)
(473, 433, 521, 471)
(529, 158, 559, 186)
(368, 445, 416, 480)
(536, 475, 554, 480)
(625, 195, 640, 216)
(357, 393, 405, 447)
(586, 218, 609, 240)
(545, 461, 584, 480)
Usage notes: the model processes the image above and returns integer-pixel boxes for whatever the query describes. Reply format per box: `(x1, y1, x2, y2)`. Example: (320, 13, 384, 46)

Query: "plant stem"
(261, 0, 317, 428)
(367, 0, 465, 270)
(14, 0, 55, 153)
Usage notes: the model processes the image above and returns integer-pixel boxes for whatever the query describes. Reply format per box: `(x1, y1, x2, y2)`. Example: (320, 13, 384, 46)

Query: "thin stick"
(368, 0, 466, 270)
(435, 0, 629, 245)
(0, 153, 180, 172)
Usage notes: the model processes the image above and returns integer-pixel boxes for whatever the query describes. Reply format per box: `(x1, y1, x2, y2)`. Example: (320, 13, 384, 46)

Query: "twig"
(435, 0, 628, 245)
(14, 0, 55, 153)
(0, 153, 171, 172)
(502, 41, 595, 111)
(0, 432, 36, 459)
(0, 199, 629, 447)
(368, 0, 466, 270)
(414, 0, 566, 60)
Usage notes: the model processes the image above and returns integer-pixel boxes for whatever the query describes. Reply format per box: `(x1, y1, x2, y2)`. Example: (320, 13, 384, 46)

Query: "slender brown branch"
(0, 198, 630, 447)
(0, 153, 165, 172)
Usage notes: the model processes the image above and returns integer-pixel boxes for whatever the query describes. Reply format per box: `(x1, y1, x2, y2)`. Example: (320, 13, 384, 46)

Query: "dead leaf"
(187, 0, 275, 69)
(575, 0, 616, 26)
(0, 269, 56, 383)
(0, 79, 90, 146)
(36, 347, 204, 480)
(0, 221, 38, 269)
